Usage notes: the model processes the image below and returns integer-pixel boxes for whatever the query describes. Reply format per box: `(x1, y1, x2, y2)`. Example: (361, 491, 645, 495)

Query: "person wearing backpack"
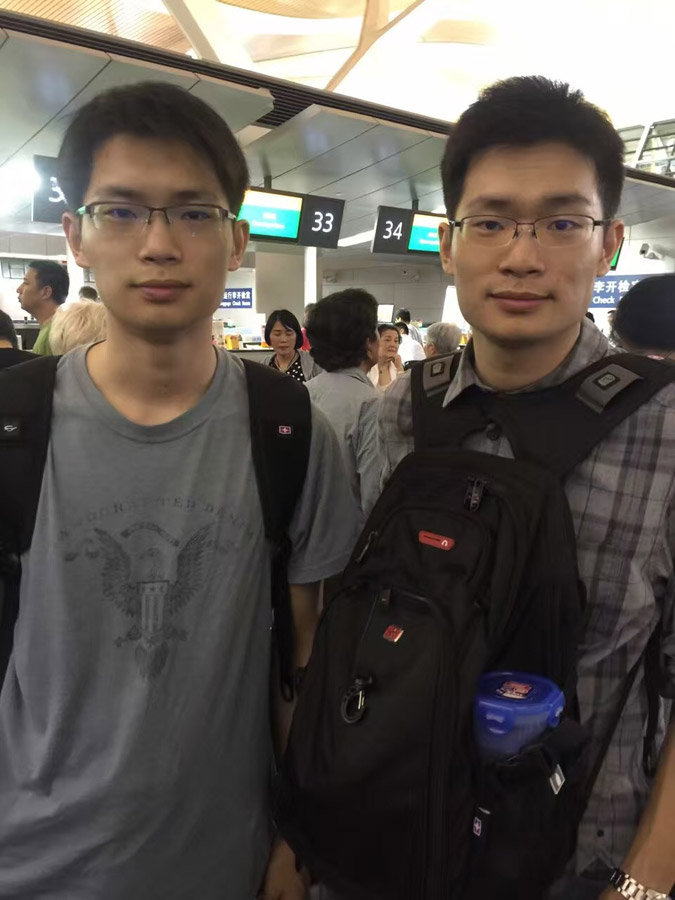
(0, 82, 358, 900)
(0, 310, 36, 369)
(379, 77, 674, 899)
(277, 77, 675, 900)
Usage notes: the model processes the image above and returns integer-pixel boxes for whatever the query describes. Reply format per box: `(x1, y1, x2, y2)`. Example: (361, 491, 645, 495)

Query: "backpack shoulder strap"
(242, 358, 312, 546)
(410, 352, 675, 474)
(642, 621, 663, 779)
(0, 355, 59, 688)
(469, 353, 675, 478)
(528, 353, 675, 478)
(584, 621, 663, 804)
(242, 358, 312, 700)
(410, 351, 463, 452)
(0, 355, 59, 556)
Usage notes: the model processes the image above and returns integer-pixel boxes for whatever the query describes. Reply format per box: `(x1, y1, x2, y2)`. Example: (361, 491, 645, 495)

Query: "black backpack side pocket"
(469, 717, 589, 900)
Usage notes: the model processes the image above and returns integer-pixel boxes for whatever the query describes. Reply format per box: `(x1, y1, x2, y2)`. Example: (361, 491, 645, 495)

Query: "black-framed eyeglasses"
(448, 214, 610, 249)
(77, 202, 238, 238)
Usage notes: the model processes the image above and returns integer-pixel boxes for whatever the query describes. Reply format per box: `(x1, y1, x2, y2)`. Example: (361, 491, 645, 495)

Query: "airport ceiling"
(0, 12, 675, 259)
(3, 0, 675, 129)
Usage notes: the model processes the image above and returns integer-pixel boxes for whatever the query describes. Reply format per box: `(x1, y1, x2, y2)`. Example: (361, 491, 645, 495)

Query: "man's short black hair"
(0, 310, 18, 347)
(79, 285, 98, 301)
(306, 289, 378, 372)
(614, 274, 675, 352)
(303, 302, 316, 327)
(265, 309, 303, 350)
(441, 76, 625, 219)
(57, 81, 250, 215)
(395, 308, 411, 323)
(29, 260, 69, 305)
(396, 321, 410, 336)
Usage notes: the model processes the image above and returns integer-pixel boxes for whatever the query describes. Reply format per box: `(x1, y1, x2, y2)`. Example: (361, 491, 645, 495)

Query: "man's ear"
(228, 220, 249, 272)
(439, 222, 455, 276)
(596, 220, 624, 277)
(63, 212, 92, 269)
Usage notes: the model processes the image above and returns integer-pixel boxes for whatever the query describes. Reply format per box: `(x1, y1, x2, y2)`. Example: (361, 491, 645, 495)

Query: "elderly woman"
(262, 309, 321, 383)
(369, 323, 404, 390)
(50, 300, 107, 355)
(305, 289, 381, 526)
(424, 322, 462, 358)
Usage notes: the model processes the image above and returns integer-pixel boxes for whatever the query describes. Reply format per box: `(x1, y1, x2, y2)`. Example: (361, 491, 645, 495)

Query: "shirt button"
(485, 422, 502, 442)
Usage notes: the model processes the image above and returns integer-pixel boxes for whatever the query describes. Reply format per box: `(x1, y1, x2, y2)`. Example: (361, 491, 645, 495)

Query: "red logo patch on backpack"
(383, 625, 404, 643)
(418, 531, 455, 551)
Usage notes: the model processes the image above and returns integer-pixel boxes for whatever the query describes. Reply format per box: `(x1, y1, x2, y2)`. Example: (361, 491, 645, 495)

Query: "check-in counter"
(14, 321, 40, 351)
(229, 348, 269, 362)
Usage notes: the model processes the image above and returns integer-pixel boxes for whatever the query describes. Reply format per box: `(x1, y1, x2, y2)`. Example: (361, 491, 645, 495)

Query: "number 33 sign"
(298, 196, 345, 249)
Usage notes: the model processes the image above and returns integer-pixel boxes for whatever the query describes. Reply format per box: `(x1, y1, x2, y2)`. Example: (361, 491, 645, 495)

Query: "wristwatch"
(610, 869, 675, 900)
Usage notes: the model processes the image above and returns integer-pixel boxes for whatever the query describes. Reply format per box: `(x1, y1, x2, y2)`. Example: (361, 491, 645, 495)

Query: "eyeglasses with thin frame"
(448, 214, 610, 249)
(77, 202, 238, 238)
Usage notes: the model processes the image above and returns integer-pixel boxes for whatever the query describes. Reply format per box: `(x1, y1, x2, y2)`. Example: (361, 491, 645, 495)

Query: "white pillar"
(255, 250, 305, 321)
(304, 246, 319, 308)
(441, 285, 469, 330)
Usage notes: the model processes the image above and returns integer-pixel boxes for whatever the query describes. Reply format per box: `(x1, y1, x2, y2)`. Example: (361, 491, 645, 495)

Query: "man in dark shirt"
(0, 310, 36, 369)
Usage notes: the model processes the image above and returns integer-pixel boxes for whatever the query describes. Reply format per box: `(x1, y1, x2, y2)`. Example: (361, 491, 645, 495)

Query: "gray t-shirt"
(0, 346, 358, 900)
(306, 368, 382, 527)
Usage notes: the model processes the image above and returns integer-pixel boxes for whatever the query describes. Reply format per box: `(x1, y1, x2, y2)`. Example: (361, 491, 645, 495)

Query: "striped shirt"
(378, 318, 675, 875)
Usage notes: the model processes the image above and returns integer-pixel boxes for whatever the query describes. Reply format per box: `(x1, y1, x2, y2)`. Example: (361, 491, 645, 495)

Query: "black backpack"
(276, 352, 671, 900)
(0, 354, 311, 699)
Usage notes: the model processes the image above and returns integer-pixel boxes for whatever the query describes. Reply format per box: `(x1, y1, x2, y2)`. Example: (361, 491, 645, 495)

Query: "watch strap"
(610, 868, 674, 900)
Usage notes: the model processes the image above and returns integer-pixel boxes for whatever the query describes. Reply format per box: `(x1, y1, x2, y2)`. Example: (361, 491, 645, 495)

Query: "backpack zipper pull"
(464, 478, 486, 512)
(356, 530, 378, 564)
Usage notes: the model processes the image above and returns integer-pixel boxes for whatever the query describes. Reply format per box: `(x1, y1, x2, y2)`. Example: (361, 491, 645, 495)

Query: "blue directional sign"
(591, 274, 649, 309)
(220, 288, 253, 309)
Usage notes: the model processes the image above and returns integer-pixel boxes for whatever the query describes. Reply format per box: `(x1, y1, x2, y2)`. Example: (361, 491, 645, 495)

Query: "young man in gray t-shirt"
(0, 82, 358, 900)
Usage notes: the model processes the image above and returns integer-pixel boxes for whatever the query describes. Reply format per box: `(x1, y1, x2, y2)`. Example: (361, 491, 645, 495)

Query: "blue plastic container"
(474, 672, 565, 760)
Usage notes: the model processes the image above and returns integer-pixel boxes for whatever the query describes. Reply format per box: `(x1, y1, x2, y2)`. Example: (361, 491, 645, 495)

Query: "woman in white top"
(369, 323, 404, 390)
(396, 321, 426, 364)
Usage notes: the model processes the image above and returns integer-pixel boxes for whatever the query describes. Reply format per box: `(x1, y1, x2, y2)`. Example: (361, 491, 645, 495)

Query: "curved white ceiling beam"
(163, 0, 254, 67)
(326, 0, 429, 91)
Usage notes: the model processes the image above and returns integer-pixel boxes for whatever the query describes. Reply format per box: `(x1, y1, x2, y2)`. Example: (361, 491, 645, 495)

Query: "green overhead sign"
(238, 189, 303, 240)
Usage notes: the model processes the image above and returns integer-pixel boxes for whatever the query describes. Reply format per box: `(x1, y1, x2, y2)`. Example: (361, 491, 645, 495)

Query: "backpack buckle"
(341, 676, 373, 725)
(464, 477, 487, 512)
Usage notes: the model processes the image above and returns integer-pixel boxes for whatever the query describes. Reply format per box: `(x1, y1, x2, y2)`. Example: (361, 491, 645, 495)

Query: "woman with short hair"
(369, 323, 404, 390)
(262, 309, 322, 383)
(306, 289, 382, 523)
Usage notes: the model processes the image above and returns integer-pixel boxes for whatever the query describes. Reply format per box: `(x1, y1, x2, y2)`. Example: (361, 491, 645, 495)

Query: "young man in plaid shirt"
(380, 77, 675, 899)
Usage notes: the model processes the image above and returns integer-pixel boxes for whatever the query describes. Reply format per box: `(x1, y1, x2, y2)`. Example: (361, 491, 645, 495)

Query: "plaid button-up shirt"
(378, 318, 675, 875)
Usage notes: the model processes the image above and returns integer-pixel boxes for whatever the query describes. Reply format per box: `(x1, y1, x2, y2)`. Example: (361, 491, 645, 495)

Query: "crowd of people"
(0, 72, 673, 900)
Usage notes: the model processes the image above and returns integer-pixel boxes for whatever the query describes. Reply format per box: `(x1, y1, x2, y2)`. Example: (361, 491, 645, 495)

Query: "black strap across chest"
(411, 351, 675, 478)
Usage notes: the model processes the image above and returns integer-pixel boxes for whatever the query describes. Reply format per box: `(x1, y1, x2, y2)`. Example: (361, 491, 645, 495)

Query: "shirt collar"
(341, 366, 375, 386)
(443, 317, 611, 407)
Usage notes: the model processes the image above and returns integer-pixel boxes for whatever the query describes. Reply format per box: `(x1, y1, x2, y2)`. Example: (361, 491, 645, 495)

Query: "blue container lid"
(475, 672, 565, 733)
